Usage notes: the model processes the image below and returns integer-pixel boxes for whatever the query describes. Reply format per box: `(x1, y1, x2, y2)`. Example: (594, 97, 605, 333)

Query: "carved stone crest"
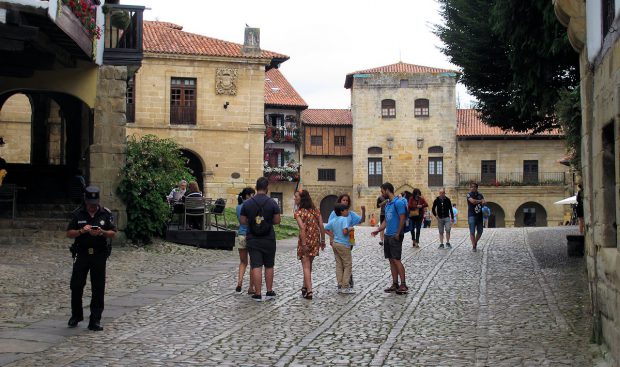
(216, 68, 238, 95)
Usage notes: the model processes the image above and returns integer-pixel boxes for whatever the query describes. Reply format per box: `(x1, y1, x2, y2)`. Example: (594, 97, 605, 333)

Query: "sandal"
(303, 291, 313, 300)
(301, 287, 307, 297)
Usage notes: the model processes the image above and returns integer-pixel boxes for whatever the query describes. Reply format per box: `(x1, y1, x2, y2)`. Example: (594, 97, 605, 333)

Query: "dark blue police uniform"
(67, 186, 116, 331)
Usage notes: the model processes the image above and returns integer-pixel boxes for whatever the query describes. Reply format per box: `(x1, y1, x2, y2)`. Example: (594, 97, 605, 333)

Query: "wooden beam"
(0, 65, 34, 77)
(32, 32, 75, 68)
(0, 22, 38, 41)
(0, 38, 24, 51)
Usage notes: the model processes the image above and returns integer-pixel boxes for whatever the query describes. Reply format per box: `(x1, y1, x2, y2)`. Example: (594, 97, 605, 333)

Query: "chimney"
(243, 27, 260, 55)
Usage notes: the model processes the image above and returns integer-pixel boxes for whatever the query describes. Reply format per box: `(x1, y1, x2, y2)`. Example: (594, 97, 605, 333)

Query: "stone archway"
(180, 149, 205, 193)
(486, 202, 505, 228)
(514, 202, 548, 227)
(320, 195, 338, 223)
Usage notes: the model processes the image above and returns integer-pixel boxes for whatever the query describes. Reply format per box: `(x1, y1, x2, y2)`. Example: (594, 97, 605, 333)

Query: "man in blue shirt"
(371, 182, 408, 294)
(325, 204, 355, 293)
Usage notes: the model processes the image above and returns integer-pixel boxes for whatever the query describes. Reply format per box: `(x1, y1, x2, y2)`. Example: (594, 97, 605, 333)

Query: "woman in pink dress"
(294, 190, 326, 300)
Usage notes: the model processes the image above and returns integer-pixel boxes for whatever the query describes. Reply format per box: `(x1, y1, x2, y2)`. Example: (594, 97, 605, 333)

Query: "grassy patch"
(223, 208, 299, 240)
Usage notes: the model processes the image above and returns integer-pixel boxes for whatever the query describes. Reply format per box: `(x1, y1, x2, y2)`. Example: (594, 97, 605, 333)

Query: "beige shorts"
(236, 235, 247, 250)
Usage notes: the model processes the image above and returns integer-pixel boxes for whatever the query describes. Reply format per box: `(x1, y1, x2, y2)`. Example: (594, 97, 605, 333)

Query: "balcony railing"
(263, 161, 301, 182)
(102, 4, 144, 65)
(265, 126, 300, 144)
(458, 172, 566, 186)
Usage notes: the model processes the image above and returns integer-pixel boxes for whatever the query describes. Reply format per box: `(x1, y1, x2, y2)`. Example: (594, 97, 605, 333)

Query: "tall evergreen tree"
(435, 0, 579, 133)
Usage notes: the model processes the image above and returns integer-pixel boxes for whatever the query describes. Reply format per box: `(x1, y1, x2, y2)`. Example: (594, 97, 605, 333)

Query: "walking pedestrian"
(294, 190, 326, 300)
(452, 204, 459, 226)
(407, 188, 428, 248)
(576, 184, 584, 234)
(325, 204, 355, 293)
(423, 210, 432, 228)
(239, 177, 281, 301)
(431, 188, 455, 249)
(371, 182, 408, 295)
(467, 182, 486, 251)
(66, 186, 116, 331)
(481, 204, 491, 228)
(235, 187, 256, 295)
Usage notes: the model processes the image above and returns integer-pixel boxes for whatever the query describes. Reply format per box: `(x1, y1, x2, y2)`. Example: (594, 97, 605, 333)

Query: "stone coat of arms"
(216, 68, 238, 95)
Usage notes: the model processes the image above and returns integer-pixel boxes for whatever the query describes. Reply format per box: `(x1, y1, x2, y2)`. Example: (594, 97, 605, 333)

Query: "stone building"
(126, 21, 288, 204)
(555, 1, 620, 363)
(300, 62, 570, 228)
(263, 68, 307, 215)
(300, 109, 353, 220)
(0, 0, 145, 231)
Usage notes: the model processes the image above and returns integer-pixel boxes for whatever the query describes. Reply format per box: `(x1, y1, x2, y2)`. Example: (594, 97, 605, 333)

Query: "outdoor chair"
(210, 198, 227, 231)
(183, 196, 206, 230)
(0, 184, 17, 219)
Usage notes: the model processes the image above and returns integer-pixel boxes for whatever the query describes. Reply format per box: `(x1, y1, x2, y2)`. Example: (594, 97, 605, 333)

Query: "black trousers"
(70, 254, 107, 322)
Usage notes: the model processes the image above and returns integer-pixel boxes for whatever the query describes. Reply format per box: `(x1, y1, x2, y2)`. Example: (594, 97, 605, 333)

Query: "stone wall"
(91, 65, 129, 234)
(126, 56, 267, 207)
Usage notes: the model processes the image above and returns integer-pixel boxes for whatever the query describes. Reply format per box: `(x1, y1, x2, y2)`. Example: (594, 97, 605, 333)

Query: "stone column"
(90, 65, 128, 240)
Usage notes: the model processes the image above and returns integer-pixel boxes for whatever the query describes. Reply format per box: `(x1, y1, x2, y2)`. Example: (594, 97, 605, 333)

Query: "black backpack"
(248, 197, 272, 236)
(212, 198, 226, 214)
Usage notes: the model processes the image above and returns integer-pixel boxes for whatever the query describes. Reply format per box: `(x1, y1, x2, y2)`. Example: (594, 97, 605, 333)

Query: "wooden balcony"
(102, 4, 144, 66)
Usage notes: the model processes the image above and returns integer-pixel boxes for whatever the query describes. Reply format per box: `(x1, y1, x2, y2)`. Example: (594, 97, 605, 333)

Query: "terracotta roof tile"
(264, 69, 307, 108)
(301, 109, 352, 126)
(345, 61, 459, 88)
(143, 21, 288, 61)
(457, 109, 563, 137)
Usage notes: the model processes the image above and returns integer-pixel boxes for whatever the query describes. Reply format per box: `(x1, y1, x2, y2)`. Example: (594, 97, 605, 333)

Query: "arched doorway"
(320, 195, 338, 223)
(514, 202, 548, 227)
(0, 90, 91, 204)
(180, 149, 204, 192)
(486, 202, 505, 228)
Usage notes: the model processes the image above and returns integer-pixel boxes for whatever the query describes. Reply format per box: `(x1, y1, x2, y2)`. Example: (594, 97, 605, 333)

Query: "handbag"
(409, 208, 419, 217)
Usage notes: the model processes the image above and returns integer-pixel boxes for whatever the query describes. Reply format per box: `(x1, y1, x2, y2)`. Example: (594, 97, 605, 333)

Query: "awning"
(554, 195, 577, 205)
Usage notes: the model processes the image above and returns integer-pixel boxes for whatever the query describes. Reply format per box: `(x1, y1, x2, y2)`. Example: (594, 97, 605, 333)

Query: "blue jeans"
(468, 216, 483, 236)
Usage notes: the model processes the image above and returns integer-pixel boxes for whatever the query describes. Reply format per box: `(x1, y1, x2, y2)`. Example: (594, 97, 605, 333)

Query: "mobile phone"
(91, 226, 100, 230)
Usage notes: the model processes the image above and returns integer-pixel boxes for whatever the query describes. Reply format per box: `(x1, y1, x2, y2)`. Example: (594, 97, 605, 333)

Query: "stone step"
(0, 202, 78, 220)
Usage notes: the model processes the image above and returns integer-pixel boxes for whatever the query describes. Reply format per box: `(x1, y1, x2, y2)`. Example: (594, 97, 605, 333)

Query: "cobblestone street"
(0, 226, 602, 366)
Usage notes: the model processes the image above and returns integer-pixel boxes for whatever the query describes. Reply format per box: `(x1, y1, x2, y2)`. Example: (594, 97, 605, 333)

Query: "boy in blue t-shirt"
(325, 204, 356, 294)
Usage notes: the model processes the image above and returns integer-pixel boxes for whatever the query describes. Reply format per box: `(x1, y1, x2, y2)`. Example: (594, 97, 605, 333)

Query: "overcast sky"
(123, 0, 475, 109)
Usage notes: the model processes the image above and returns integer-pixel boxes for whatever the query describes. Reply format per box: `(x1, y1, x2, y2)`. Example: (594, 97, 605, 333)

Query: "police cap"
(84, 186, 100, 204)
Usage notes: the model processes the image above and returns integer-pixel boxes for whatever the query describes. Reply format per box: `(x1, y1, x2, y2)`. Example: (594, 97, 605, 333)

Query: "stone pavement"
(0, 226, 604, 366)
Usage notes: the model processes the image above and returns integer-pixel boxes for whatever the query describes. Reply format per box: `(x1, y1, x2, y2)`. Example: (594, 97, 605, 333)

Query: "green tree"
(118, 134, 193, 244)
(435, 0, 579, 133)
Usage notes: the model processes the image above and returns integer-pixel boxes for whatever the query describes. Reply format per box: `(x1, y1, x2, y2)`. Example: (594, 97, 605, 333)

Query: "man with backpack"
(481, 204, 491, 228)
(240, 177, 281, 301)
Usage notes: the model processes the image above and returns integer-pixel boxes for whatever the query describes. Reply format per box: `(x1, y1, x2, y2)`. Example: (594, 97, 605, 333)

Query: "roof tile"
(345, 62, 459, 88)
(301, 109, 352, 126)
(457, 109, 563, 137)
(264, 69, 307, 108)
(143, 21, 288, 60)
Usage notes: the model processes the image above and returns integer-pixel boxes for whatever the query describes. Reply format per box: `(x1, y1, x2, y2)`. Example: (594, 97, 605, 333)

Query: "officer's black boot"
(68, 316, 83, 328)
(88, 319, 103, 331)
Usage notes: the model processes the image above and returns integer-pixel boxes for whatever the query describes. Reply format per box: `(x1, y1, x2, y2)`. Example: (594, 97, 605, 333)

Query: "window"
(126, 76, 135, 123)
(310, 135, 323, 146)
(368, 158, 383, 187)
(400, 79, 409, 88)
(268, 114, 284, 128)
(428, 157, 444, 187)
(368, 146, 383, 155)
(334, 136, 346, 146)
(481, 160, 496, 184)
(381, 99, 396, 118)
(414, 99, 429, 117)
(271, 192, 283, 213)
(266, 149, 284, 167)
(318, 168, 336, 181)
(428, 146, 443, 154)
(170, 78, 196, 124)
(523, 160, 539, 184)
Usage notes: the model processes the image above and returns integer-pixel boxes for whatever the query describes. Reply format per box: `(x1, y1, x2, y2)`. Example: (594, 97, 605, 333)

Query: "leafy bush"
(223, 207, 299, 240)
(118, 135, 193, 244)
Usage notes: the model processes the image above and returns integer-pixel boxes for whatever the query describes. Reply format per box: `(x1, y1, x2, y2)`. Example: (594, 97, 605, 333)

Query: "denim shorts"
(468, 216, 483, 235)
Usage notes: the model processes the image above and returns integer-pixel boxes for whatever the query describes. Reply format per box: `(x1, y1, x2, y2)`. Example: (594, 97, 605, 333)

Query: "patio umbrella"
(554, 195, 577, 205)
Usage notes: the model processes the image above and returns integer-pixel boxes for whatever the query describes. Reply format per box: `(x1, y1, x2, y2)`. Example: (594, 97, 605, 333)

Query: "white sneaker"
(342, 287, 356, 294)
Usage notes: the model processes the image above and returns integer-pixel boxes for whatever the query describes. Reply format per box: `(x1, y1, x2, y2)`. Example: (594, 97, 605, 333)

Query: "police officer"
(66, 186, 116, 331)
